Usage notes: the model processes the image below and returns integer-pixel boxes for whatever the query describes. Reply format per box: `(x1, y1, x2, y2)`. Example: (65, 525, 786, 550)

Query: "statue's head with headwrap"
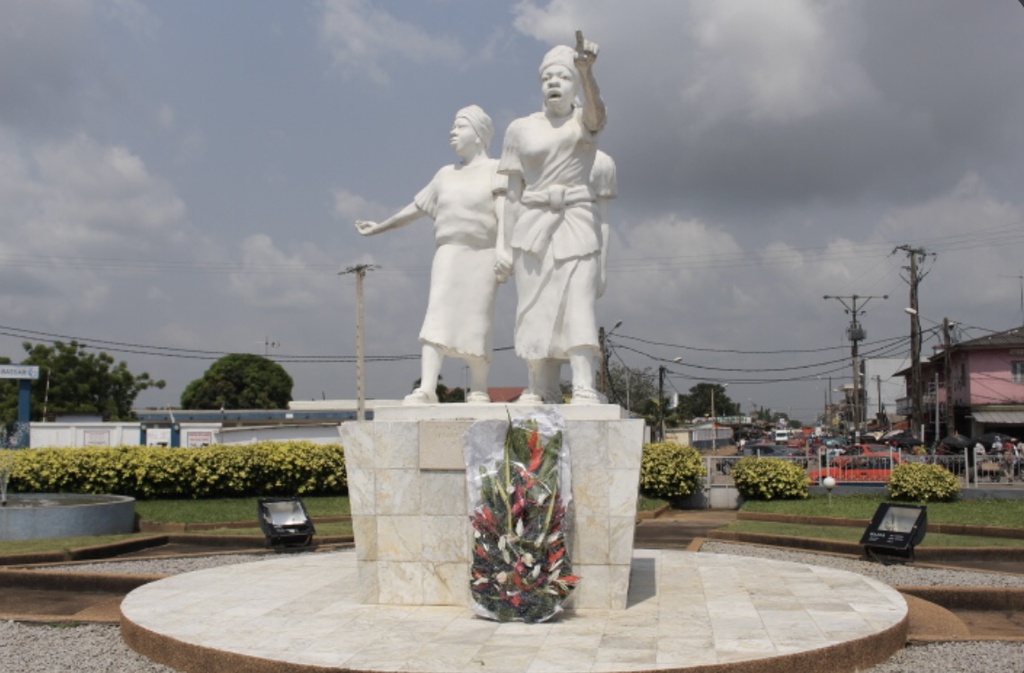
(538, 44, 581, 107)
(455, 105, 494, 152)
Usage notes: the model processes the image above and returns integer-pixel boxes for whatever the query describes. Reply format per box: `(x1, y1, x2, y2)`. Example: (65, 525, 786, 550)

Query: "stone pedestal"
(340, 403, 645, 610)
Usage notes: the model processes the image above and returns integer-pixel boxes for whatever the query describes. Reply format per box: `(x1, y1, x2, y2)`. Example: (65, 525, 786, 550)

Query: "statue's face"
(541, 65, 576, 107)
(449, 117, 478, 154)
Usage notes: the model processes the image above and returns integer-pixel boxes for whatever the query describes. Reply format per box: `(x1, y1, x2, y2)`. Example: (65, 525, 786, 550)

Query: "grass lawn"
(134, 496, 350, 523)
(723, 520, 1024, 548)
(0, 496, 352, 557)
(639, 496, 670, 512)
(740, 494, 1024, 529)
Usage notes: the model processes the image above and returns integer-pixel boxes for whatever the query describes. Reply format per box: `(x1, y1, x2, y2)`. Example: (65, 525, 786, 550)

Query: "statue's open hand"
(574, 30, 599, 71)
(354, 220, 378, 236)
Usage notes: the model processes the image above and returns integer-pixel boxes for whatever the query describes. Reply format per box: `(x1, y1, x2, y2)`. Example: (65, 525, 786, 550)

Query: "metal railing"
(702, 448, 1019, 489)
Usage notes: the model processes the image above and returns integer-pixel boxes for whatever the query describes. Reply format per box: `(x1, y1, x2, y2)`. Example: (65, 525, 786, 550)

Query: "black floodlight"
(258, 497, 315, 549)
(860, 503, 927, 563)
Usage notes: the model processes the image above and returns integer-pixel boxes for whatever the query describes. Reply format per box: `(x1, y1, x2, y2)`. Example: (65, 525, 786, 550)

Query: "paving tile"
(121, 549, 908, 672)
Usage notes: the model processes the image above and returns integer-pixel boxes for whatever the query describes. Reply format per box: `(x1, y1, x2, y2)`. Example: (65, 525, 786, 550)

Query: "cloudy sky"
(3, 0, 1024, 423)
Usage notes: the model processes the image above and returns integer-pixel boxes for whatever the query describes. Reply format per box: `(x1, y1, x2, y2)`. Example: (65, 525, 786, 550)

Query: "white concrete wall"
(30, 423, 142, 448)
(216, 424, 342, 445)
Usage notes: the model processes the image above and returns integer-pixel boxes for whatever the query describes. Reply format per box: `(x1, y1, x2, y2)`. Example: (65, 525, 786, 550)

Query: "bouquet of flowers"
(466, 410, 578, 623)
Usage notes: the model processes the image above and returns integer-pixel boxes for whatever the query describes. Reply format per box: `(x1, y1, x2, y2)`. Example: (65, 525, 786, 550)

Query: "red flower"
(528, 430, 544, 472)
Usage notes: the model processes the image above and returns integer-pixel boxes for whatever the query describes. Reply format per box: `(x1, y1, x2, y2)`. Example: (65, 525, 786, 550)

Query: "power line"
(0, 323, 421, 363)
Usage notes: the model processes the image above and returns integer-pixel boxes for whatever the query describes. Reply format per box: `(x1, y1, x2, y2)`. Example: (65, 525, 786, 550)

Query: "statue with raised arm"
(496, 32, 609, 404)
(356, 106, 506, 404)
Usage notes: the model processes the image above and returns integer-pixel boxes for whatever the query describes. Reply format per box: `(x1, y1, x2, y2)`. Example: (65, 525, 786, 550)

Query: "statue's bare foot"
(403, 388, 439, 405)
(570, 386, 605, 405)
(517, 391, 544, 404)
(466, 390, 491, 404)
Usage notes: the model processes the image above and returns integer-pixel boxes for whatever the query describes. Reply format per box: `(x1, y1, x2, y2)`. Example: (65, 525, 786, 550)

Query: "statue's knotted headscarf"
(456, 105, 494, 151)
(539, 45, 578, 79)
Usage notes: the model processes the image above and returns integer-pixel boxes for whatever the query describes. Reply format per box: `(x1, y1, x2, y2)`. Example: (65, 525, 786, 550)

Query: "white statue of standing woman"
(356, 105, 506, 404)
(496, 32, 610, 405)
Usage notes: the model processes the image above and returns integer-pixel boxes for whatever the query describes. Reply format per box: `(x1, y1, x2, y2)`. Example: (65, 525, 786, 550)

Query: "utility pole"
(598, 326, 608, 397)
(943, 317, 955, 437)
(598, 320, 622, 400)
(875, 375, 883, 423)
(823, 294, 888, 441)
(893, 245, 932, 439)
(341, 264, 378, 421)
(657, 365, 666, 442)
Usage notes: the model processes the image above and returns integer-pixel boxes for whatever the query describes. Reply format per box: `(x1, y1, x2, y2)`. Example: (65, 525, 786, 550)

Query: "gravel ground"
(2, 544, 1022, 672)
(700, 540, 1024, 588)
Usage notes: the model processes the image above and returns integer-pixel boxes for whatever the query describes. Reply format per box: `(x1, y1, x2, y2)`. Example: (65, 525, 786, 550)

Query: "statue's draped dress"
(413, 158, 505, 360)
(499, 107, 602, 361)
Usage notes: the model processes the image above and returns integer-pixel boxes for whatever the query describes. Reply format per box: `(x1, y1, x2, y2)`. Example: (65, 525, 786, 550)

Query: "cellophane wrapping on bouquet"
(464, 409, 578, 623)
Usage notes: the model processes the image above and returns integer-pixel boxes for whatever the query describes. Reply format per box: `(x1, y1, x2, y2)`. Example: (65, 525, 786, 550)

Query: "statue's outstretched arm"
(575, 31, 606, 133)
(354, 202, 425, 236)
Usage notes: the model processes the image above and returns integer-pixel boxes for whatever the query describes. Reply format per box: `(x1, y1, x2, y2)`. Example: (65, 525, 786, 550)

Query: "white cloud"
(102, 0, 158, 38)
(602, 213, 747, 331)
(683, 0, 875, 123)
(872, 172, 1024, 311)
(0, 130, 189, 321)
(227, 234, 337, 309)
(317, 0, 464, 85)
(157, 104, 175, 130)
(28, 134, 186, 250)
(333, 187, 387, 221)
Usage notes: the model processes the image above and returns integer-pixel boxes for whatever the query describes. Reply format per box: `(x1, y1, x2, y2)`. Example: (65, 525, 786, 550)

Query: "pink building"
(899, 326, 1024, 442)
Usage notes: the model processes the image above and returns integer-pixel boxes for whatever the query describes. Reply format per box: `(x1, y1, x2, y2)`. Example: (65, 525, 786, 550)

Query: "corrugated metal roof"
(955, 327, 1024, 350)
(971, 410, 1024, 424)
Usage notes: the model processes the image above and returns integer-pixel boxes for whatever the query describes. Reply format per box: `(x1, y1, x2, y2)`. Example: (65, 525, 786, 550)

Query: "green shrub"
(887, 462, 960, 502)
(639, 442, 707, 499)
(732, 457, 809, 501)
(7, 441, 347, 499)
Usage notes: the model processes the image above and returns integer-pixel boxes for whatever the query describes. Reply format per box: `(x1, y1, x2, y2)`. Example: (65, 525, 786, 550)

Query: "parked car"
(739, 443, 805, 458)
(808, 453, 907, 484)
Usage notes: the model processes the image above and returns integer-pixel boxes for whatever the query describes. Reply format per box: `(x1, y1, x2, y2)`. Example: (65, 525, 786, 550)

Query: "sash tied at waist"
(520, 184, 595, 211)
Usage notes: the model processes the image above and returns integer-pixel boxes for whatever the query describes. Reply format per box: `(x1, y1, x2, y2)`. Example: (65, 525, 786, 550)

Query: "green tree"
(181, 354, 293, 409)
(0, 341, 165, 423)
(606, 363, 658, 415)
(685, 383, 739, 419)
(411, 375, 466, 403)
